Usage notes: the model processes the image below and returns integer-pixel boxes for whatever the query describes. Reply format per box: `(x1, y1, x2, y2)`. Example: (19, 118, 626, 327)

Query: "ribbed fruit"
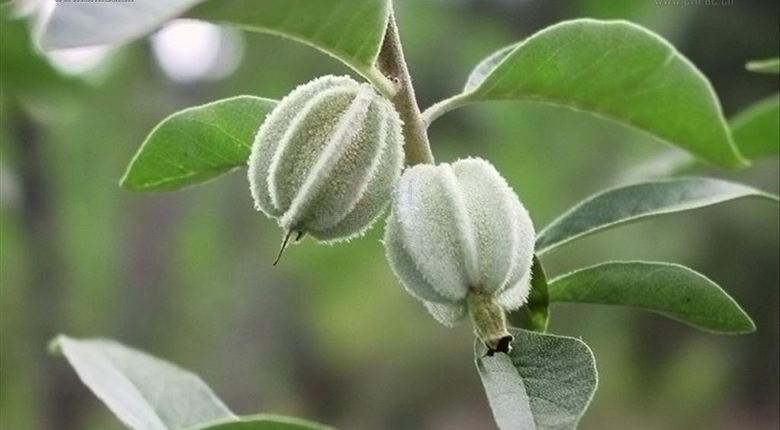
(384, 158, 535, 353)
(248, 75, 404, 251)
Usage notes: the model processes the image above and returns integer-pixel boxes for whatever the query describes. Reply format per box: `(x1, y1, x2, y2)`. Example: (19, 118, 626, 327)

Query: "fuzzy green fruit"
(384, 158, 535, 354)
(248, 75, 404, 251)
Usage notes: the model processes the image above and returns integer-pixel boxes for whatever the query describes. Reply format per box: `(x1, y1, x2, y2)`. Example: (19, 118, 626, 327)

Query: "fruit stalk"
(467, 290, 513, 355)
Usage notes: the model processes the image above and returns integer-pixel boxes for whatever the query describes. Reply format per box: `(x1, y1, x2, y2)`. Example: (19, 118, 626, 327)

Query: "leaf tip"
(745, 58, 780, 74)
(118, 170, 150, 192)
(118, 176, 137, 190)
(731, 152, 752, 169)
(720, 134, 751, 168)
(738, 313, 757, 334)
(47, 335, 67, 356)
(118, 162, 137, 188)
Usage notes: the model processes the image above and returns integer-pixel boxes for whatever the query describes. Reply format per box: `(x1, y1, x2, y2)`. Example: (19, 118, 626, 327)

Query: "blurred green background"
(1, 1, 778, 429)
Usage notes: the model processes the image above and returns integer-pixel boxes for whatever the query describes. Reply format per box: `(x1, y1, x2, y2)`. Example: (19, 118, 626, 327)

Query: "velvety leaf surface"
(536, 177, 778, 255)
(547, 262, 755, 333)
(731, 95, 780, 158)
(52, 336, 237, 430)
(424, 19, 745, 167)
(121, 96, 276, 191)
(476, 329, 597, 430)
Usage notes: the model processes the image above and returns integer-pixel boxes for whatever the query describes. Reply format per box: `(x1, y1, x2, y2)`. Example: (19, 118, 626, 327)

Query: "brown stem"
(376, 10, 435, 165)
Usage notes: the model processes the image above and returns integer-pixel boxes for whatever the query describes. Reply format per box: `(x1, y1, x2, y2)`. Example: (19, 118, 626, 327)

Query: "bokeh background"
(2, 1, 779, 429)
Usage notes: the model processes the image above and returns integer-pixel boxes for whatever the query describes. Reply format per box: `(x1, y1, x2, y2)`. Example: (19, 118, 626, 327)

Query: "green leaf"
(623, 94, 779, 176)
(536, 177, 778, 255)
(121, 96, 276, 191)
(475, 328, 597, 430)
(745, 58, 780, 74)
(189, 0, 394, 94)
(423, 19, 745, 167)
(51, 335, 237, 430)
(38, 0, 395, 95)
(191, 415, 333, 430)
(509, 256, 550, 332)
(547, 261, 756, 333)
(731, 94, 780, 159)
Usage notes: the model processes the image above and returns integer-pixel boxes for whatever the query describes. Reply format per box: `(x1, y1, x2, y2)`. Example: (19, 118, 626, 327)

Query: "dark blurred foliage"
(1, 1, 778, 429)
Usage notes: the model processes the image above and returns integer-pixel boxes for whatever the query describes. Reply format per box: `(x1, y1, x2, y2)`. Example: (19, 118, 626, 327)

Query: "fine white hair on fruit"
(384, 157, 535, 326)
(247, 75, 404, 246)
